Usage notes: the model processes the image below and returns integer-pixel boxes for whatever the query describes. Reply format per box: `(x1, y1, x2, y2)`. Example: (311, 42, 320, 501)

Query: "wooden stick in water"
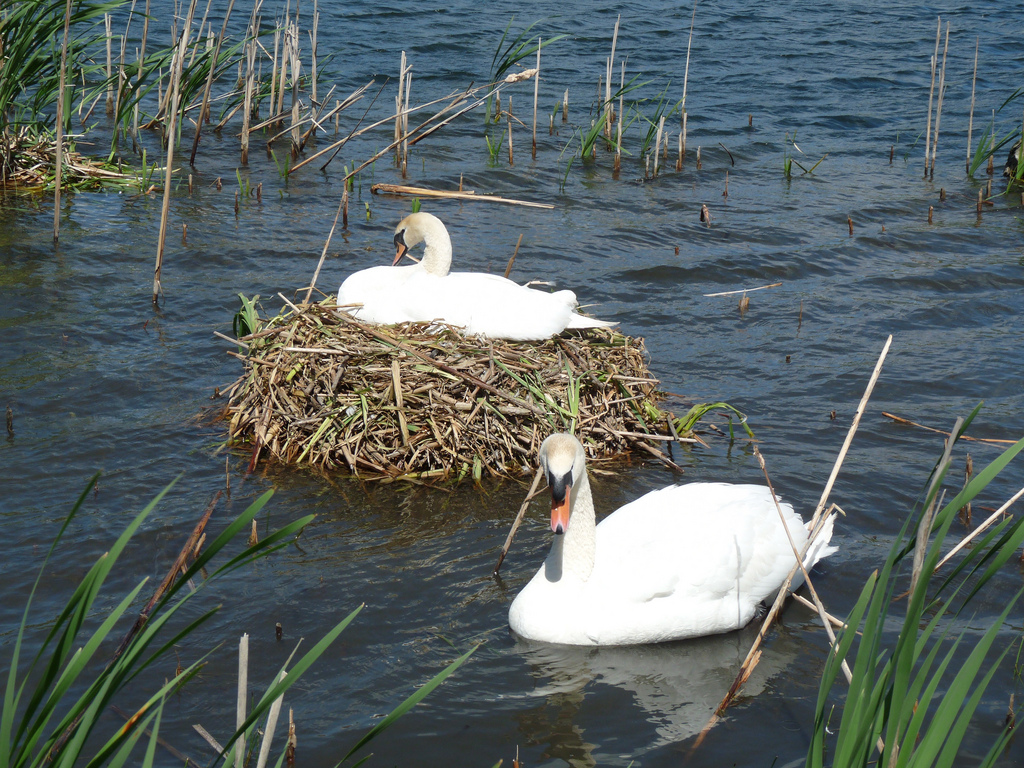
(493, 466, 545, 575)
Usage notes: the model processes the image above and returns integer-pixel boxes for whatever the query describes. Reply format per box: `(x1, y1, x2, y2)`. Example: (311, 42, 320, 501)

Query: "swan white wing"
(586, 484, 813, 641)
(337, 264, 421, 324)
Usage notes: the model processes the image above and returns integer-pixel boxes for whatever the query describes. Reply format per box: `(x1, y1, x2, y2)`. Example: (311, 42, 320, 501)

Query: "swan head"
(392, 211, 452, 276)
(538, 433, 586, 535)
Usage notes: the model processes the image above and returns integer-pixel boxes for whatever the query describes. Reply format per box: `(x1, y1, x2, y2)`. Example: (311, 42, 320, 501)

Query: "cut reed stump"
(222, 299, 702, 480)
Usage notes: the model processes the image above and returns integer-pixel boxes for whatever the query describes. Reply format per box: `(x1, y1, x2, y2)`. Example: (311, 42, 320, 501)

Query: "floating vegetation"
(221, 298, 740, 481)
(0, 127, 134, 191)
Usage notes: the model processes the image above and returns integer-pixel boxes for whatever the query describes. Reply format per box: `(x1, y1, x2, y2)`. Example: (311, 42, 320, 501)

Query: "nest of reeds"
(221, 298, 709, 481)
(0, 127, 133, 191)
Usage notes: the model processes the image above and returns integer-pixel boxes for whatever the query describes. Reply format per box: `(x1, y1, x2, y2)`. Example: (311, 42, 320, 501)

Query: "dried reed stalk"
(532, 39, 540, 159)
(370, 183, 553, 208)
(53, 0, 73, 241)
(930, 22, 949, 179)
(924, 17, 939, 178)
(189, 0, 238, 164)
(154, 0, 199, 304)
(967, 37, 978, 173)
(105, 13, 114, 115)
(605, 16, 619, 137)
(236, 634, 248, 768)
(223, 301, 692, 480)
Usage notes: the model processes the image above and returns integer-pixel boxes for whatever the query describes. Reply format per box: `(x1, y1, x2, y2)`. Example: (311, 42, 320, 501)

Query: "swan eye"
(394, 230, 406, 249)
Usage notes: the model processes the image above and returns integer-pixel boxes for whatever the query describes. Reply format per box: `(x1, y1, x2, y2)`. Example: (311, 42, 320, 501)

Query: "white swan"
(336, 212, 615, 340)
(508, 434, 837, 646)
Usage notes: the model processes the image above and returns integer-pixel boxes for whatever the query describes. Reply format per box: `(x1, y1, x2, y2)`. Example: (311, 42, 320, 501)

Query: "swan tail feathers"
(566, 314, 618, 329)
(802, 512, 838, 571)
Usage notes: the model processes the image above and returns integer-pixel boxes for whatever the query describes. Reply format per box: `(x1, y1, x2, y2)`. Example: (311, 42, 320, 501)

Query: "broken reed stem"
(154, 0, 199, 305)
(967, 37, 978, 173)
(270, 28, 280, 120)
(653, 116, 664, 176)
(503, 233, 523, 278)
(924, 16, 939, 178)
(241, 37, 255, 164)
(255, 671, 287, 768)
(692, 337, 893, 753)
(562, 88, 568, 123)
(812, 334, 892, 525)
(395, 51, 406, 146)
(532, 38, 540, 159)
(494, 465, 545, 575)
(275, 20, 288, 118)
(105, 13, 114, 115)
(403, 69, 412, 174)
(289, 22, 301, 153)
(681, 0, 696, 132)
(507, 95, 513, 166)
(305, 186, 349, 301)
(936, 485, 1024, 571)
(53, 0, 74, 242)
(310, 0, 319, 121)
(190, 0, 237, 164)
(615, 60, 624, 172)
(605, 16, 619, 137)
(236, 634, 248, 768)
(930, 22, 949, 179)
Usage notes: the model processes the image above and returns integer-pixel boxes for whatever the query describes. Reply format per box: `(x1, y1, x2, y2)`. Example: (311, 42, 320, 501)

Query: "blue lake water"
(2, 0, 1024, 765)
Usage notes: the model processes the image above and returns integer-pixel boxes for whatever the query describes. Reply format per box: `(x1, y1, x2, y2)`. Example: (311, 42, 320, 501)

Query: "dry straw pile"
(222, 297, 713, 481)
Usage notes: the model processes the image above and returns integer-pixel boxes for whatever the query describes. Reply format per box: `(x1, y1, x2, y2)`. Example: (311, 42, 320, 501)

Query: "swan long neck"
(419, 219, 452, 276)
(550, 469, 597, 582)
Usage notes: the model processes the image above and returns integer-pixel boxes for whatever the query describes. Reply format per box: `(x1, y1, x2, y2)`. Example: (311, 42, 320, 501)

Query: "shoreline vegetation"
(0, 479, 475, 768)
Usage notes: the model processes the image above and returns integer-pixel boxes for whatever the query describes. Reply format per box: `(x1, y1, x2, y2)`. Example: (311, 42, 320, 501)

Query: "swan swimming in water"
(508, 433, 838, 646)
(336, 212, 615, 340)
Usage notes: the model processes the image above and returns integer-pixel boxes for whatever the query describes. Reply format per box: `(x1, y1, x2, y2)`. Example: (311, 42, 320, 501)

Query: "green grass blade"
(338, 644, 477, 765)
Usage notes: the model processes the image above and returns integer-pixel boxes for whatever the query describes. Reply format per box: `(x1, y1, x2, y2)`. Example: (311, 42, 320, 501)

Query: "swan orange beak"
(551, 482, 571, 535)
(392, 231, 408, 265)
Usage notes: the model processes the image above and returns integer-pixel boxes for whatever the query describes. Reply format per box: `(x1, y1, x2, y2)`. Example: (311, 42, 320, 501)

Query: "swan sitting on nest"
(508, 433, 837, 646)
(336, 212, 615, 341)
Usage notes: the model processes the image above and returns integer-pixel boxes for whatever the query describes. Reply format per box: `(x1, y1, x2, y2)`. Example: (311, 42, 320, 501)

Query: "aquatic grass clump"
(0, 126, 134, 190)
(222, 298, 731, 480)
(808, 407, 1024, 768)
(0, 477, 474, 768)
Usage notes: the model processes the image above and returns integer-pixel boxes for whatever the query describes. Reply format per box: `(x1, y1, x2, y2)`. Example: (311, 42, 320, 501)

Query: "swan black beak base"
(549, 470, 573, 535)
(392, 230, 408, 266)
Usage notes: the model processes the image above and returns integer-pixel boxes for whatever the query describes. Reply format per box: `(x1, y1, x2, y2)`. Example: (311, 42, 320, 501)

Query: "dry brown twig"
(691, 334, 893, 752)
